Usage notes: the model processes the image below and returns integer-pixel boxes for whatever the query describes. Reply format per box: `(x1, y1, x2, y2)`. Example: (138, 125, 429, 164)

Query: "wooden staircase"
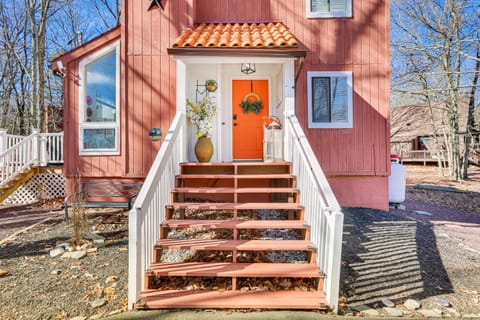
(137, 162, 328, 310)
(0, 167, 36, 203)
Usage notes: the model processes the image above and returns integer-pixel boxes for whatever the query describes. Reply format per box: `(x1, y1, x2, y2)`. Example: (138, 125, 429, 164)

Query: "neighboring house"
(53, 0, 390, 311)
(391, 102, 480, 163)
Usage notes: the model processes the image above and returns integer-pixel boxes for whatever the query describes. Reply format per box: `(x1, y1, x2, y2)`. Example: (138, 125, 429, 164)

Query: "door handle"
(233, 114, 237, 120)
(234, 123, 238, 126)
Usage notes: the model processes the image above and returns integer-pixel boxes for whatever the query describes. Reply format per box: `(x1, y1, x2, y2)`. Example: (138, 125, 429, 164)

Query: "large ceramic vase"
(194, 136, 214, 162)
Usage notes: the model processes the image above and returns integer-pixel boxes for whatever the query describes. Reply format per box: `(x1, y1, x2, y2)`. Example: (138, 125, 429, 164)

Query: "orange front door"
(232, 80, 269, 160)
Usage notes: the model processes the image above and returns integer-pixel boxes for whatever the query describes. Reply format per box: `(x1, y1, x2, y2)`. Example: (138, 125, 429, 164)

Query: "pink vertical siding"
(59, 0, 390, 210)
(122, 0, 193, 177)
(195, 0, 390, 209)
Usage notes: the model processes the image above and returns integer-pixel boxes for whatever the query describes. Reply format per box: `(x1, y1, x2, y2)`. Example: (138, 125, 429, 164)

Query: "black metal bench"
(64, 180, 142, 224)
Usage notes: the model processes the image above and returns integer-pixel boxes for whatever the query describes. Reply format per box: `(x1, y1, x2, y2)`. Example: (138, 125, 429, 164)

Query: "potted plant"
(186, 96, 217, 162)
(205, 80, 218, 92)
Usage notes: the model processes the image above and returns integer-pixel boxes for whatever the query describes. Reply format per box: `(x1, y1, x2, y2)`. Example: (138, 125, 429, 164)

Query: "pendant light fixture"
(241, 63, 256, 74)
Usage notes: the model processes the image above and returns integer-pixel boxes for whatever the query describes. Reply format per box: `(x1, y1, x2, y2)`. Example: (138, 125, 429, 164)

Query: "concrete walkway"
(105, 310, 432, 320)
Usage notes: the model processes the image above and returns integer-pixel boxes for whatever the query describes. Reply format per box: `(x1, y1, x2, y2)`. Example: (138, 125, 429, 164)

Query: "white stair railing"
(0, 129, 64, 187)
(284, 113, 344, 313)
(128, 112, 186, 309)
(0, 133, 36, 187)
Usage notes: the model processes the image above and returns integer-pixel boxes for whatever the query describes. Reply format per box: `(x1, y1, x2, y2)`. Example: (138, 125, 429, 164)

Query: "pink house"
(54, 0, 390, 312)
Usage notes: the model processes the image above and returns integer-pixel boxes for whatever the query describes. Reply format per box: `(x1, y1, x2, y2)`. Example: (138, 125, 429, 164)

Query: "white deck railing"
(42, 132, 64, 164)
(0, 129, 64, 187)
(284, 113, 344, 313)
(128, 112, 186, 309)
(6, 134, 26, 148)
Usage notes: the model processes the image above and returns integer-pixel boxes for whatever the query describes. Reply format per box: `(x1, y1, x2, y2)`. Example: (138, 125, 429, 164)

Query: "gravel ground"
(0, 165, 479, 319)
(0, 209, 129, 320)
(340, 207, 480, 316)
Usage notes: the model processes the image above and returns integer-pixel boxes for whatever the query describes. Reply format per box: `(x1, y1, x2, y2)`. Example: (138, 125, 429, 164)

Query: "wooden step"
(180, 162, 292, 175)
(178, 174, 294, 179)
(168, 202, 303, 210)
(166, 202, 304, 220)
(137, 290, 328, 310)
(155, 239, 314, 251)
(173, 187, 298, 194)
(176, 174, 296, 188)
(147, 262, 323, 278)
(172, 188, 300, 203)
(163, 219, 307, 230)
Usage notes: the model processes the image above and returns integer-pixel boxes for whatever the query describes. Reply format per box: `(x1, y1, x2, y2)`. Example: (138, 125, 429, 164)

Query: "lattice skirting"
(4, 173, 65, 205)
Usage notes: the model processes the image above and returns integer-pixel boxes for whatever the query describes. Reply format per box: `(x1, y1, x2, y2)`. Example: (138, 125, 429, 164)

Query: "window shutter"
(311, 0, 329, 13)
(329, 0, 347, 12)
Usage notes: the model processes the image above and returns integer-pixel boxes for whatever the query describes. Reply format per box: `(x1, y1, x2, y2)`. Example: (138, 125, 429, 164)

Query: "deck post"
(39, 134, 48, 166)
(0, 129, 6, 153)
(32, 129, 41, 166)
(0, 129, 6, 166)
(128, 207, 141, 310)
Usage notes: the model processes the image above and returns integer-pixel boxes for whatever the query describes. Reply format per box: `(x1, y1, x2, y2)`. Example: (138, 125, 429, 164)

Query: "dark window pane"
(312, 77, 331, 122)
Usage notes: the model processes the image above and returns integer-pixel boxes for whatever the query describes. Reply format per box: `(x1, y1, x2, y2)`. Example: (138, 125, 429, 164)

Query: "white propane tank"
(388, 156, 406, 203)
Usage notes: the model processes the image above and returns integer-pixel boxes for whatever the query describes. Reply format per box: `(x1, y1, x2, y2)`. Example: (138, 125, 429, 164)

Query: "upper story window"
(306, 0, 352, 18)
(307, 71, 353, 129)
(79, 42, 120, 155)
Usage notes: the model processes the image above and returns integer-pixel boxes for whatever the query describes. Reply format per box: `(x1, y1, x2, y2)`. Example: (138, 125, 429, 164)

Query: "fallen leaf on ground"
(0, 269, 8, 277)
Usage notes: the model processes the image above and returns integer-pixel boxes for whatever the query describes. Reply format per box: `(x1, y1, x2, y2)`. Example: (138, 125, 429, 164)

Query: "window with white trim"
(307, 71, 353, 129)
(306, 0, 352, 18)
(79, 42, 120, 155)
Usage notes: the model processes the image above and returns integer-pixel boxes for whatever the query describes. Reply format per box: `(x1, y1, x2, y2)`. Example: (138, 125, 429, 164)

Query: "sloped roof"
(173, 22, 298, 48)
(51, 26, 120, 73)
(168, 22, 306, 57)
(391, 101, 479, 143)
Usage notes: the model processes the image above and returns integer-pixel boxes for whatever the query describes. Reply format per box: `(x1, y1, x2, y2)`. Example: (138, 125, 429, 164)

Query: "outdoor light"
(148, 128, 162, 141)
(241, 63, 256, 75)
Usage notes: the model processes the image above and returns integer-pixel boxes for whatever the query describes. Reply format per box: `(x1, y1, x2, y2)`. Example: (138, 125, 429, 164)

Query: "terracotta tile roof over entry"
(172, 22, 299, 49)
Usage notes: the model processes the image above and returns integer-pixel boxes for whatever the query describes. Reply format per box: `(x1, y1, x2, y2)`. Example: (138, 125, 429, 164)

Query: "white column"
(284, 60, 296, 116)
(0, 129, 7, 154)
(40, 134, 48, 166)
(32, 129, 40, 166)
(176, 59, 188, 162)
(283, 61, 296, 161)
(0, 129, 6, 166)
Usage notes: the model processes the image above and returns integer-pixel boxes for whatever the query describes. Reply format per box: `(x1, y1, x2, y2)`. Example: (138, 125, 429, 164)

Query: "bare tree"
(88, 0, 121, 29)
(463, 37, 479, 177)
(0, 0, 119, 136)
(391, 0, 480, 180)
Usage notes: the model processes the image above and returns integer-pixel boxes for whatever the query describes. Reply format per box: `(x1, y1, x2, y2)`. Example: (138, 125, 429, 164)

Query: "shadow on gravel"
(0, 208, 58, 233)
(0, 236, 70, 259)
(340, 207, 453, 307)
